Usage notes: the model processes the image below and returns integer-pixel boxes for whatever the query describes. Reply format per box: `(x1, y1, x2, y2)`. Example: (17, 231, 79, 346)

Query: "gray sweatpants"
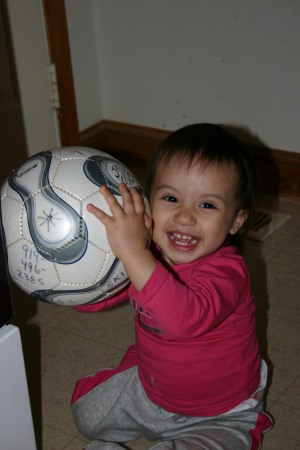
(72, 364, 272, 450)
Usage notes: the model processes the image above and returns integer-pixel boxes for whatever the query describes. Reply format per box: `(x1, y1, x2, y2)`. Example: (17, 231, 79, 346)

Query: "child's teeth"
(171, 233, 197, 245)
(173, 233, 191, 240)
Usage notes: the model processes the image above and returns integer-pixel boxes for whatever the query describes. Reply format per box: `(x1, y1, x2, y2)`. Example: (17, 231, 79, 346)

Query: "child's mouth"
(168, 232, 199, 250)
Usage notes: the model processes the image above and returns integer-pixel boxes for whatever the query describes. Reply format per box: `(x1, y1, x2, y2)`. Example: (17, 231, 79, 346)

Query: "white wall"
(68, 0, 300, 153)
(6, 0, 300, 154)
(64, 0, 103, 131)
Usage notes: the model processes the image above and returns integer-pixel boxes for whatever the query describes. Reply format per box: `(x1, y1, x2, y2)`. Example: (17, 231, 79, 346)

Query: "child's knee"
(71, 365, 138, 440)
(72, 396, 99, 439)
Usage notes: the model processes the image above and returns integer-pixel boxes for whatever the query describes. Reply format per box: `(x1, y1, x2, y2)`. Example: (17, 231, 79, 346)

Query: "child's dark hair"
(146, 123, 258, 247)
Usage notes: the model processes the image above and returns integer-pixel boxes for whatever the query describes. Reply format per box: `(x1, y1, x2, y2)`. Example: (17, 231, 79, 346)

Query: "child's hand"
(87, 182, 151, 259)
(87, 183, 155, 291)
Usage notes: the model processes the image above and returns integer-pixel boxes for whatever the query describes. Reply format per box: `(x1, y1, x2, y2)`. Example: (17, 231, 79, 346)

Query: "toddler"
(71, 123, 272, 449)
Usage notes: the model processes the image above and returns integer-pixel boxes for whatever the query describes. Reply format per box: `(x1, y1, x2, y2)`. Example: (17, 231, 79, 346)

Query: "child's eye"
(200, 202, 215, 209)
(163, 195, 178, 203)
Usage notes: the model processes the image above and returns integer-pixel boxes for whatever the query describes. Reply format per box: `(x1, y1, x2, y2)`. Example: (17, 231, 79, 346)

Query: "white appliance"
(0, 325, 36, 450)
(0, 205, 36, 449)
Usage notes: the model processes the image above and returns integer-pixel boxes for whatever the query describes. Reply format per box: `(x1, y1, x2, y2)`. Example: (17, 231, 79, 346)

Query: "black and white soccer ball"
(0, 147, 149, 306)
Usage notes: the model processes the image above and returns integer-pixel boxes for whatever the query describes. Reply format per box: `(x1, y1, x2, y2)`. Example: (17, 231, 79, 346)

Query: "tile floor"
(9, 192, 300, 450)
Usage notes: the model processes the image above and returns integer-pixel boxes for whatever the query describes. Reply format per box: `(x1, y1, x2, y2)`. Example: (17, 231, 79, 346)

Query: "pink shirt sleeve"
(129, 254, 251, 338)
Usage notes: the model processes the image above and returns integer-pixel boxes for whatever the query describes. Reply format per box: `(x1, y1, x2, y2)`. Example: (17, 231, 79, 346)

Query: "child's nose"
(174, 207, 196, 226)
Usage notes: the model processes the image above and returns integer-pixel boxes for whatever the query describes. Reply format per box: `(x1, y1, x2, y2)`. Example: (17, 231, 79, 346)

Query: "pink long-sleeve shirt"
(75, 244, 260, 416)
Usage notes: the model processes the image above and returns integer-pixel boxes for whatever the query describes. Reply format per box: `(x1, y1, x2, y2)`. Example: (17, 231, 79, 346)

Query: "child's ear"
(229, 209, 248, 235)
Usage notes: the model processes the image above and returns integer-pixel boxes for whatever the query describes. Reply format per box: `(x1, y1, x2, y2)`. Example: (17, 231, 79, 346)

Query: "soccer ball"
(0, 147, 149, 306)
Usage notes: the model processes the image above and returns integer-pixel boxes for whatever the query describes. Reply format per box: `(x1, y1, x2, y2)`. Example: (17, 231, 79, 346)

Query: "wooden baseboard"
(80, 120, 300, 201)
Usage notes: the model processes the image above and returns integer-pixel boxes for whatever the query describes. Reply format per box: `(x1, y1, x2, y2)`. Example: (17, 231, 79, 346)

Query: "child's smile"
(150, 158, 247, 265)
(167, 231, 199, 251)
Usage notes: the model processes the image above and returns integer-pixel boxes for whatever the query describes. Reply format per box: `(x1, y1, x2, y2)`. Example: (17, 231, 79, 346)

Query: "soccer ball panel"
(52, 159, 98, 200)
(7, 240, 59, 293)
(55, 146, 104, 160)
(1, 196, 23, 244)
(45, 287, 112, 306)
(23, 192, 78, 244)
(9, 153, 52, 198)
(96, 254, 128, 292)
(82, 192, 117, 253)
(49, 186, 84, 213)
(20, 190, 87, 264)
(55, 245, 109, 285)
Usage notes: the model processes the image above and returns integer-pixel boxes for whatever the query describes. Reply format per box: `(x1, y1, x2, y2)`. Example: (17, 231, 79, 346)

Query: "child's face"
(149, 158, 247, 265)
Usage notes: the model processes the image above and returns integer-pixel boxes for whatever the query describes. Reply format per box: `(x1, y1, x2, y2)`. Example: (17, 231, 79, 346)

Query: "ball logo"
(37, 207, 62, 233)
(106, 163, 136, 187)
(15, 163, 38, 178)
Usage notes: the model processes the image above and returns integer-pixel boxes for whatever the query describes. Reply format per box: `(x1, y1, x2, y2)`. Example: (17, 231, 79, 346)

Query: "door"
(42, 0, 80, 146)
(0, 0, 28, 184)
(1, 0, 79, 185)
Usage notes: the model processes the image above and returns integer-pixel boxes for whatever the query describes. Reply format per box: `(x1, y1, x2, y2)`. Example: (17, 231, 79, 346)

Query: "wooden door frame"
(42, 0, 80, 146)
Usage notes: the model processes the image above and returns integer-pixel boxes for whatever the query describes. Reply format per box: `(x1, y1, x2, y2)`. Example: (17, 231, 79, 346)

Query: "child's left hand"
(87, 183, 155, 291)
